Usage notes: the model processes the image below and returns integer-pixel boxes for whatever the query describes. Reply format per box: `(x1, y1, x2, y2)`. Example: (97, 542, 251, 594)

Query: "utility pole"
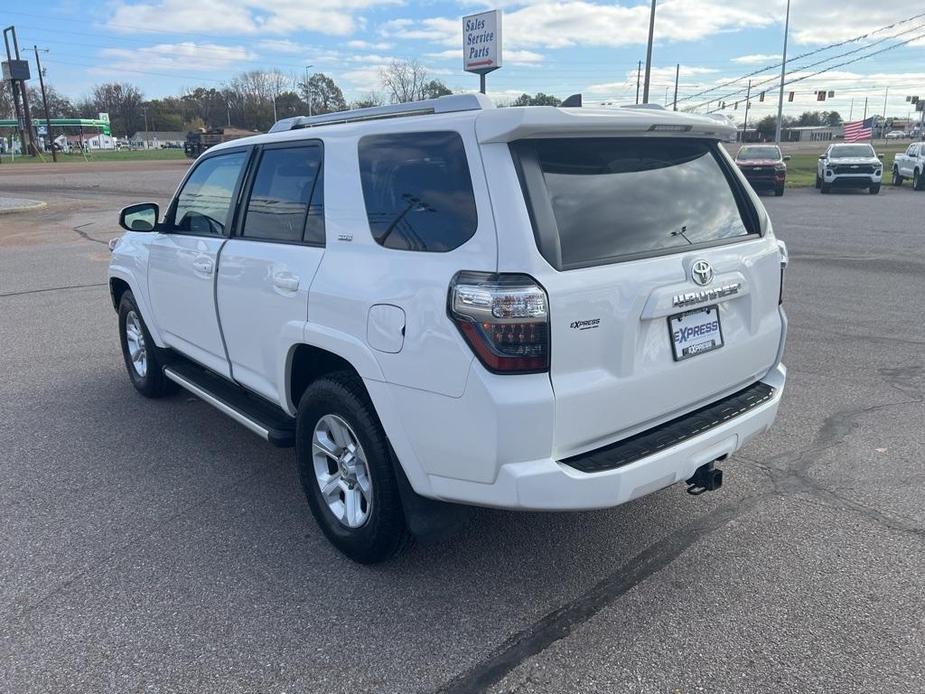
(142, 106, 149, 149)
(743, 80, 752, 141)
(642, 0, 656, 104)
(672, 63, 680, 111)
(33, 46, 56, 162)
(635, 60, 642, 104)
(774, 0, 791, 144)
(881, 86, 889, 134)
(3, 26, 36, 156)
(848, 97, 854, 121)
(862, 96, 868, 121)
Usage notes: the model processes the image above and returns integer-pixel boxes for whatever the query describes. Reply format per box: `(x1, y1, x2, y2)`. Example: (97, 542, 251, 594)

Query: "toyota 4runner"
(109, 95, 788, 563)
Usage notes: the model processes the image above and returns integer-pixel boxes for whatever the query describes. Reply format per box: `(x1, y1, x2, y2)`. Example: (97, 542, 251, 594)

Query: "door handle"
(192, 257, 214, 274)
(272, 272, 300, 292)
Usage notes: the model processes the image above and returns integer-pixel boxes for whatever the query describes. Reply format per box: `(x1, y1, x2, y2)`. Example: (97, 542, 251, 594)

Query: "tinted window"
(737, 146, 781, 161)
(829, 145, 875, 158)
(358, 131, 477, 252)
(174, 151, 247, 235)
(513, 138, 755, 270)
(242, 145, 323, 244)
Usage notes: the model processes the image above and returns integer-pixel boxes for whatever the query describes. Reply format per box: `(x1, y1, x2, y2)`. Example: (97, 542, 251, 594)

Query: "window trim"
(233, 139, 326, 248)
(163, 145, 255, 238)
(509, 137, 762, 272)
(357, 130, 479, 253)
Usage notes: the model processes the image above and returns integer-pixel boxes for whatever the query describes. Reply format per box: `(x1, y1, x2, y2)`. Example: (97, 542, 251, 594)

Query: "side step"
(163, 361, 296, 448)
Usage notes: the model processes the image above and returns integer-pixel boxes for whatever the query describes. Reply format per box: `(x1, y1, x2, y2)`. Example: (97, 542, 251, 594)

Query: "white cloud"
(732, 54, 780, 65)
(99, 42, 255, 73)
(257, 39, 307, 54)
(346, 39, 395, 50)
(107, 0, 401, 37)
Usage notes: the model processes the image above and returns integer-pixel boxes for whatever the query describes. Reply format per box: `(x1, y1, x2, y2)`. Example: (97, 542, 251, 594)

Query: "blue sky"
(5, 0, 925, 121)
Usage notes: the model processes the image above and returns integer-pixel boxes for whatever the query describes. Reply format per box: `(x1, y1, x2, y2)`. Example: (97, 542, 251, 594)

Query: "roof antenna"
(561, 93, 582, 108)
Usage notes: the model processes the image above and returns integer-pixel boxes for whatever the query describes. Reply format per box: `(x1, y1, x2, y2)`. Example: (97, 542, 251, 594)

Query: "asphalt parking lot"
(1, 162, 923, 693)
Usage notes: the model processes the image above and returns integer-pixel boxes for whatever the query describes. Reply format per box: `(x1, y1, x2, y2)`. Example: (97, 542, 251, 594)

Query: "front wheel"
(774, 184, 785, 197)
(815, 174, 822, 189)
(914, 170, 924, 191)
(892, 167, 903, 186)
(820, 181, 831, 194)
(295, 372, 412, 564)
(869, 183, 881, 195)
(118, 291, 174, 398)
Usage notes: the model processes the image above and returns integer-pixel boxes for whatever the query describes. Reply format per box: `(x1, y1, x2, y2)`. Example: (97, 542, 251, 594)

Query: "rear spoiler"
(475, 106, 737, 144)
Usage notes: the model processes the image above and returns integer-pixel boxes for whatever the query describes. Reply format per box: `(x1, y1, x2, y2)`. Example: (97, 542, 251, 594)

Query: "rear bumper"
(425, 363, 786, 511)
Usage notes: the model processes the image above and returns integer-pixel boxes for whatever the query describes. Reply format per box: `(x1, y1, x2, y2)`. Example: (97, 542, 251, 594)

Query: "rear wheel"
(295, 372, 411, 564)
(891, 167, 903, 186)
(118, 291, 174, 398)
(869, 183, 881, 195)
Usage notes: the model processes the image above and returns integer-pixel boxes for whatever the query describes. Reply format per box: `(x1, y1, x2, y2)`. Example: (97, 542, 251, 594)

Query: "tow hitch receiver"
(686, 460, 724, 496)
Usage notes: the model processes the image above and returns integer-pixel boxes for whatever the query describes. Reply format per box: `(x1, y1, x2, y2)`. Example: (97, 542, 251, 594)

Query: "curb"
(0, 199, 47, 215)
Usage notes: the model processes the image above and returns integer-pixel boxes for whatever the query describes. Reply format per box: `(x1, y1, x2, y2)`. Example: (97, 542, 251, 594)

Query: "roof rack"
(268, 93, 494, 133)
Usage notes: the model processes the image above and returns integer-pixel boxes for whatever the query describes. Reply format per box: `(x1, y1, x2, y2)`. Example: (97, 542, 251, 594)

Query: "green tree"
(511, 92, 561, 107)
(301, 73, 347, 115)
(420, 80, 452, 99)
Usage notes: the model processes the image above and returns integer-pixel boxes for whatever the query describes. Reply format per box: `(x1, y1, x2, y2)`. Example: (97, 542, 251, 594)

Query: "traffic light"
(816, 91, 826, 101)
(788, 92, 795, 102)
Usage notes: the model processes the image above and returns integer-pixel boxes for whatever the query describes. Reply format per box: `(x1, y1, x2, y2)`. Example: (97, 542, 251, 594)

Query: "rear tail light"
(448, 271, 549, 374)
(777, 240, 789, 305)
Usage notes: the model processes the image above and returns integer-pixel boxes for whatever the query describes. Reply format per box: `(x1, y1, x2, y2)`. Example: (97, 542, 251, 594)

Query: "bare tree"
(351, 92, 385, 109)
(379, 59, 430, 104)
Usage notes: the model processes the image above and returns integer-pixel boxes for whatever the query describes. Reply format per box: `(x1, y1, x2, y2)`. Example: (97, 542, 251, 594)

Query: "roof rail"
(621, 103, 666, 110)
(268, 93, 494, 133)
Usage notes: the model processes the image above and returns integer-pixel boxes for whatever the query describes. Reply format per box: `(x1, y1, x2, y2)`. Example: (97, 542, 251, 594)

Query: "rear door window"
(512, 138, 758, 270)
(358, 131, 477, 252)
(241, 144, 324, 244)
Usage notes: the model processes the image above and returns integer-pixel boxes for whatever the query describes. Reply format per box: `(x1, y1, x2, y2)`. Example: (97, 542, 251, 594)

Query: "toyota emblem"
(691, 260, 714, 286)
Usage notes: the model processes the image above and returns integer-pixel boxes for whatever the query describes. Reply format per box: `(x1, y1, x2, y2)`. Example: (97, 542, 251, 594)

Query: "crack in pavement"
(71, 222, 109, 246)
(436, 363, 925, 693)
(0, 282, 107, 298)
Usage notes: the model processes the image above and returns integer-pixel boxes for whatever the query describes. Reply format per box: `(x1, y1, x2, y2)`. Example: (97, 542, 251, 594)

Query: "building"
(130, 130, 186, 149)
(780, 125, 842, 143)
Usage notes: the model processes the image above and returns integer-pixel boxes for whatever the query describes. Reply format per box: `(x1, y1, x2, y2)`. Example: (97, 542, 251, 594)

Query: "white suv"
(816, 143, 883, 194)
(109, 95, 788, 563)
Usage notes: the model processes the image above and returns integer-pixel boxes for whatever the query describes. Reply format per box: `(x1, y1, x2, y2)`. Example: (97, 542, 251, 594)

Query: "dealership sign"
(463, 10, 501, 74)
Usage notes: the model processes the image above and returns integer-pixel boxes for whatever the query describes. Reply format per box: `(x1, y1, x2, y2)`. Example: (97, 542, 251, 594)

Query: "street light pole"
(304, 64, 314, 117)
(774, 0, 791, 144)
(672, 63, 680, 111)
(642, 0, 656, 104)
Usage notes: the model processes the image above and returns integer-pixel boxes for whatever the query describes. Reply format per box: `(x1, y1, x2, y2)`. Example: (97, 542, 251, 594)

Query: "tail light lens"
(777, 240, 788, 305)
(448, 271, 549, 374)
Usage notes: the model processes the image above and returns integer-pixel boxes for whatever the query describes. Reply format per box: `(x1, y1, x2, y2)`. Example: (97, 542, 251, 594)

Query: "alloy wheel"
(312, 414, 373, 528)
(124, 310, 148, 378)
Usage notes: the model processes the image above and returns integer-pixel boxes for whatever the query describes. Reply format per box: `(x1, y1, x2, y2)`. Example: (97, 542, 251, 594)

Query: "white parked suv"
(815, 143, 883, 194)
(109, 95, 788, 563)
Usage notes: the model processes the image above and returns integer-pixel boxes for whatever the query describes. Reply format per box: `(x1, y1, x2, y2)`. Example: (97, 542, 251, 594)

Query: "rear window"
(512, 138, 757, 270)
(358, 131, 477, 252)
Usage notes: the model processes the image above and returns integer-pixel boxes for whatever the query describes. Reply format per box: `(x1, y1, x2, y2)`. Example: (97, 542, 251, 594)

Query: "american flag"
(843, 118, 873, 142)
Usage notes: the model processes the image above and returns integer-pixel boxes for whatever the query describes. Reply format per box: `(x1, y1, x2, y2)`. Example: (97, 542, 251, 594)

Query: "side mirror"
(877, 153, 884, 160)
(818, 155, 826, 160)
(783, 155, 791, 161)
(119, 202, 160, 232)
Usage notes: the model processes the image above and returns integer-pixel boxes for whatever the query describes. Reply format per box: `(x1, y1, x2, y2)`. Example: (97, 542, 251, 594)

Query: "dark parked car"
(734, 145, 788, 196)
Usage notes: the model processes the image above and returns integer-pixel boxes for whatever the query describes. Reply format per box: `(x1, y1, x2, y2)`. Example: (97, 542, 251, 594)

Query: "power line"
(676, 9, 925, 106)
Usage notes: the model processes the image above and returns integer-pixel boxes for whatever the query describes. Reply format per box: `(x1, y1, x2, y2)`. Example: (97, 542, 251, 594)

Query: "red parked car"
(734, 145, 789, 197)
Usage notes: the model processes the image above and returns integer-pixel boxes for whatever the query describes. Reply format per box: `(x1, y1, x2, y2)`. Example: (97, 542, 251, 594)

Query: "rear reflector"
(449, 272, 550, 374)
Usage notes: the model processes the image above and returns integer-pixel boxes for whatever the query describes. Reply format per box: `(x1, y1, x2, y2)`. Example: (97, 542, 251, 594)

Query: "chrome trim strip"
(163, 367, 270, 441)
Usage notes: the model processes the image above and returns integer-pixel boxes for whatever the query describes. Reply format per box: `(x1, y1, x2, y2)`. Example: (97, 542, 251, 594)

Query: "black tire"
(914, 170, 924, 191)
(774, 184, 785, 197)
(891, 167, 903, 186)
(820, 181, 831, 194)
(869, 183, 880, 195)
(815, 174, 822, 189)
(295, 372, 412, 564)
(118, 291, 174, 398)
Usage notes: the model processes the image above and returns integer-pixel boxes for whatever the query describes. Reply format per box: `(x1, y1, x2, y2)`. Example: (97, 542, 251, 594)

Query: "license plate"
(668, 305, 724, 361)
